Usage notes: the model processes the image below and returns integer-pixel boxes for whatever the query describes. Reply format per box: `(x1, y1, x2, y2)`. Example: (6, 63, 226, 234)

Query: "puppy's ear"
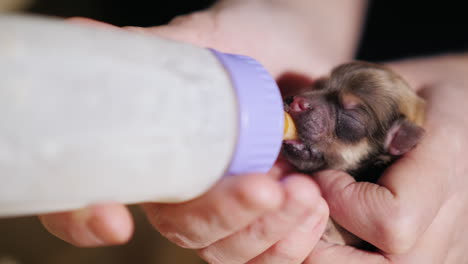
(388, 79, 426, 156)
(384, 119, 425, 156)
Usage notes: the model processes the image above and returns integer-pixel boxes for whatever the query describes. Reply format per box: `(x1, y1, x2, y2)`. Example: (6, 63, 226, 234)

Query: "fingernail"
(70, 207, 106, 246)
(86, 203, 133, 245)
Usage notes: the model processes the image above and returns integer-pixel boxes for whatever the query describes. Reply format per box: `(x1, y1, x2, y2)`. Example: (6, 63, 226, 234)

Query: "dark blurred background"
(27, 0, 215, 27)
(0, 1, 467, 264)
(357, 1, 468, 61)
(24, 0, 468, 61)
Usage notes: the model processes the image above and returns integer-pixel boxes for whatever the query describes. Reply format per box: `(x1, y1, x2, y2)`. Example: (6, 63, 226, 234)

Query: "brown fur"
(282, 61, 426, 247)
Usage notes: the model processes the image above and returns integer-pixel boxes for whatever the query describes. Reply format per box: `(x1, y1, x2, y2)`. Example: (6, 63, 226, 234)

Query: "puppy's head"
(282, 62, 425, 173)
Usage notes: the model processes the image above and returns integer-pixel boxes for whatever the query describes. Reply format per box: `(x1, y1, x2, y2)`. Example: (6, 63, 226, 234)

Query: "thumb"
(314, 170, 402, 253)
(314, 113, 449, 254)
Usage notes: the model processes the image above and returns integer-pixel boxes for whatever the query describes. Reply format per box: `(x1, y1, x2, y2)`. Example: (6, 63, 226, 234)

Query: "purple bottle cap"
(210, 49, 284, 175)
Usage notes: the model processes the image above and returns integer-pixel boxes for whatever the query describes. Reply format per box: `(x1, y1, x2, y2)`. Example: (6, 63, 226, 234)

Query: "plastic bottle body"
(0, 15, 238, 216)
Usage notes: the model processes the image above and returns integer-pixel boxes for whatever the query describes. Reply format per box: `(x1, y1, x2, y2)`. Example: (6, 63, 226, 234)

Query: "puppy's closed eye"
(336, 110, 367, 142)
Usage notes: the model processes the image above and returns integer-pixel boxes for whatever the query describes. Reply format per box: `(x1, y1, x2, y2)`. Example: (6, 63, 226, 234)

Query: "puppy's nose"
(289, 96, 311, 113)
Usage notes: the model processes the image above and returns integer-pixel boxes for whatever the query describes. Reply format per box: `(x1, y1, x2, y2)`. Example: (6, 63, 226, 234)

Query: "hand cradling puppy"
(281, 61, 425, 247)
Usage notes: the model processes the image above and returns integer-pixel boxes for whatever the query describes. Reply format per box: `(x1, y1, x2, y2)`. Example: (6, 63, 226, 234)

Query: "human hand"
(41, 0, 366, 261)
(143, 160, 330, 263)
(41, 161, 330, 264)
(304, 53, 468, 263)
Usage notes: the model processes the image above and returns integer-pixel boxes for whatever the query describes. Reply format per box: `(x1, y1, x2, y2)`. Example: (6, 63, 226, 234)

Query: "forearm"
(388, 52, 468, 91)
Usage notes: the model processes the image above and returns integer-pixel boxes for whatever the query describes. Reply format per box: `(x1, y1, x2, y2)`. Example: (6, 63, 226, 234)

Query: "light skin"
(38, 0, 468, 263)
(308, 54, 468, 263)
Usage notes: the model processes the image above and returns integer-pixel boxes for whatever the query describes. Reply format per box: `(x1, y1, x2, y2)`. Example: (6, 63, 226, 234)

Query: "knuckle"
(168, 14, 192, 25)
(315, 199, 330, 218)
(234, 174, 282, 211)
(247, 216, 278, 241)
(283, 175, 321, 208)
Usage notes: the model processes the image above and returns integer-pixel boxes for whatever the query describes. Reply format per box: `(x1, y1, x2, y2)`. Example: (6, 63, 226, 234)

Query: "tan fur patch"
(398, 91, 426, 126)
(334, 139, 372, 171)
(341, 93, 363, 109)
(381, 67, 426, 126)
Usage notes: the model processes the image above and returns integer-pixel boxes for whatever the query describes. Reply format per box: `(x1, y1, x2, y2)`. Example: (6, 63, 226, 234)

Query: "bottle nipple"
(283, 112, 298, 140)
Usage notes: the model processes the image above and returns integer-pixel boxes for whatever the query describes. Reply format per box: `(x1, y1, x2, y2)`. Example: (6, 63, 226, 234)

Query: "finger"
(268, 157, 296, 180)
(247, 199, 329, 264)
(142, 173, 284, 249)
(124, 24, 211, 48)
(314, 126, 449, 254)
(314, 171, 398, 252)
(199, 175, 326, 264)
(305, 241, 389, 264)
(66, 17, 119, 29)
(39, 203, 133, 247)
(124, 11, 224, 50)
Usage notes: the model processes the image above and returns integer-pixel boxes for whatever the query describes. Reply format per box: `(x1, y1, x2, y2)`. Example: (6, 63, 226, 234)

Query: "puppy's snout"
(288, 96, 311, 113)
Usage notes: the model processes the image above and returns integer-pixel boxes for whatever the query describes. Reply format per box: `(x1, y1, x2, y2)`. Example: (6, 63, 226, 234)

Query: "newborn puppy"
(281, 61, 425, 246)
